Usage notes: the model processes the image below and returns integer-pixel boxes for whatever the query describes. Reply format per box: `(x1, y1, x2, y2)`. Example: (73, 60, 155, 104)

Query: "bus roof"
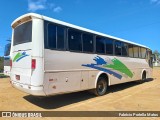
(11, 13, 151, 50)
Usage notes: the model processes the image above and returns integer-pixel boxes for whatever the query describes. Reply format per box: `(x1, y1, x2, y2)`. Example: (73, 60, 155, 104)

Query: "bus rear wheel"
(93, 77, 107, 96)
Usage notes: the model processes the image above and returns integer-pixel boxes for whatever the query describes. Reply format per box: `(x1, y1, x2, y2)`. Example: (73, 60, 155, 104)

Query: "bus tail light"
(10, 59, 12, 68)
(31, 59, 36, 69)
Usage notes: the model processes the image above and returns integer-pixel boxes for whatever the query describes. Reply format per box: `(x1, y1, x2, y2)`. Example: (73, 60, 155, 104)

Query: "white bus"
(10, 13, 153, 96)
(4, 43, 11, 76)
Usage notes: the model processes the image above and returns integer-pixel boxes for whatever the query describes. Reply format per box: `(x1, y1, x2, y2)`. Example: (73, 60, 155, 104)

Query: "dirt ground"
(0, 67, 160, 120)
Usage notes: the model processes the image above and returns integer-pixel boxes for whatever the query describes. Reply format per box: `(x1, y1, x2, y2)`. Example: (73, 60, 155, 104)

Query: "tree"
(153, 50, 160, 61)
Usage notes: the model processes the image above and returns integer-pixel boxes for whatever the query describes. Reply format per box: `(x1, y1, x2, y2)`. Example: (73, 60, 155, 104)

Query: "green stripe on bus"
(13, 53, 21, 62)
(104, 58, 133, 78)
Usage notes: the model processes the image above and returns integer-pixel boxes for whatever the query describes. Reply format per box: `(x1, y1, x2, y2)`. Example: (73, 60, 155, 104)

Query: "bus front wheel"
(142, 71, 146, 81)
(139, 71, 146, 83)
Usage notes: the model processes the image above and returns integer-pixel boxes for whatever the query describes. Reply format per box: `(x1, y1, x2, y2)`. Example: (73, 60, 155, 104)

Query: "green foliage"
(0, 57, 4, 72)
(0, 73, 9, 78)
(153, 50, 160, 60)
(153, 50, 160, 55)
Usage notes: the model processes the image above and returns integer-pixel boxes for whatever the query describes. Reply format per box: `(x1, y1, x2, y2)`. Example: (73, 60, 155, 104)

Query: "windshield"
(4, 43, 11, 56)
(13, 21, 32, 46)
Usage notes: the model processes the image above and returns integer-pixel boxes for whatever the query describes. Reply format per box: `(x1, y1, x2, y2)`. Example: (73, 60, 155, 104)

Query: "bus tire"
(142, 71, 146, 81)
(139, 71, 146, 83)
(93, 77, 107, 96)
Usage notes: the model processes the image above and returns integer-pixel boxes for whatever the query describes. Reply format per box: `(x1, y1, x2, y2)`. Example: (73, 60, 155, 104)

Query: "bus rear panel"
(10, 14, 45, 96)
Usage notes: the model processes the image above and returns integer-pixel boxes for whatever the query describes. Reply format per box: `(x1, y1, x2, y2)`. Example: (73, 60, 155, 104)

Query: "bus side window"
(141, 48, 146, 59)
(148, 50, 153, 67)
(96, 36, 105, 54)
(122, 43, 128, 56)
(47, 24, 56, 49)
(128, 44, 134, 57)
(82, 33, 93, 53)
(133, 46, 139, 58)
(57, 26, 65, 50)
(47, 24, 65, 50)
(115, 41, 122, 56)
(139, 47, 142, 58)
(68, 29, 82, 52)
(105, 38, 113, 55)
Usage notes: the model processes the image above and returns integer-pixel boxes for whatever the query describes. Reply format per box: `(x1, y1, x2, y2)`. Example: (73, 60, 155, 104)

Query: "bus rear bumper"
(11, 81, 46, 96)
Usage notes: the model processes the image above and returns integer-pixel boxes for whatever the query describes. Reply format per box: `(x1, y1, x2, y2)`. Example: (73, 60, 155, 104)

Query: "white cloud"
(28, 0, 63, 13)
(28, 0, 46, 12)
(53, 6, 62, 13)
(28, 3, 45, 11)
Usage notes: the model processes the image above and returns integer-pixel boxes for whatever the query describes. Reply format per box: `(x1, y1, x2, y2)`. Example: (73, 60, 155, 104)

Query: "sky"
(0, 0, 160, 56)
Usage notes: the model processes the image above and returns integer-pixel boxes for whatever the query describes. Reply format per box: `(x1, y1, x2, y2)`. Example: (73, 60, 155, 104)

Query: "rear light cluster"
(9, 59, 36, 69)
(31, 59, 36, 69)
(10, 59, 12, 68)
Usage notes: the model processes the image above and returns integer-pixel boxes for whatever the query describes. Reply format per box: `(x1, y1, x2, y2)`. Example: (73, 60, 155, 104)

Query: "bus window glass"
(57, 26, 65, 49)
(133, 46, 139, 58)
(4, 43, 11, 67)
(122, 43, 128, 56)
(128, 45, 134, 57)
(13, 21, 32, 46)
(141, 48, 146, 59)
(105, 38, 113, 55)
(68, 29, 82, 51)
(48, 24, 56, 49)
(4, 43, 11, 56)
(4, 58, 10, 66)
(139, 47, 142, 58)
(96, 36, 105, 54)
(147, 50, 153, 67)
(115, 41, 122, 56)
(83, 33, 93, 52)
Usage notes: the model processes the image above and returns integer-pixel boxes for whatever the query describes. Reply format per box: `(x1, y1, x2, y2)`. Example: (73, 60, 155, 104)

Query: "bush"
(0, 73, 9, 78)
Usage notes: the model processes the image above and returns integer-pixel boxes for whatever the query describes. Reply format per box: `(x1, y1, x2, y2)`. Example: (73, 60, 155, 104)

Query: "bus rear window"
(13, 21, 32, 46)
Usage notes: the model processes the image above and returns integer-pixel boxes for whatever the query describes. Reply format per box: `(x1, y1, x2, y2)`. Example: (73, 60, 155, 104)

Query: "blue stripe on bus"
(82, 64, 122, 79)
(16, 55, 28, 62)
